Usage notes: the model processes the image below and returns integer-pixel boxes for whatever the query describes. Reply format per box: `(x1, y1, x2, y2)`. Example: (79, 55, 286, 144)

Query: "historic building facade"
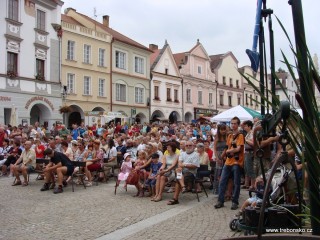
(0, 0, 63, 127)
(65, 8, 152, 124)
(149, 41, 183, 123)
(61, 12, 112, 127)
(174, 40, 217, 122)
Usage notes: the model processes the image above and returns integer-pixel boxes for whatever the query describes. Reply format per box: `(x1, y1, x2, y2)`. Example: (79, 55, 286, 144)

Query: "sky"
(61, 0, 319, 70)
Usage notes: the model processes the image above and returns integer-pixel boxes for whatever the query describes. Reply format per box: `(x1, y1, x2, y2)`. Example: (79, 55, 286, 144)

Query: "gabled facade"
(65, 8, 152, 124)
(174, 40, 216, 122)
(0, 0, 63, 127)
(210, 52, 243, 113)
(149, 41, 183, 123)
(61, 13, 112, 127)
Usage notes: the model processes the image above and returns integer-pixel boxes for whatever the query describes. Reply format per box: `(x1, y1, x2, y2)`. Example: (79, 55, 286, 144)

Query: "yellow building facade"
(61, 14, 112, 126)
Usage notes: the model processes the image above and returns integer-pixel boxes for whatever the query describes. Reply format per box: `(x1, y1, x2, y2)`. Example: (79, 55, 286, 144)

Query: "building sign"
(0, 96, 11, 101)
(194, 107, 218, 119)
(84, 111, 105, 116)
(25, 96, 54, 110)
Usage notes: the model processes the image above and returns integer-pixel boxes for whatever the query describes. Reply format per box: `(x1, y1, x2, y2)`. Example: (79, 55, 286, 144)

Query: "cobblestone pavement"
(0, 175, 245, 240)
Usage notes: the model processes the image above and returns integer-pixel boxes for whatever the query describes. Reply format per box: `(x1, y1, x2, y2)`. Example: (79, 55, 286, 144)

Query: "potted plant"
(35, 73, 45, 81)
(7, 70, 17, 78)
(174, 99, 180, 103)
(59, 105, 72, 114)
(154, 96, 160, 100)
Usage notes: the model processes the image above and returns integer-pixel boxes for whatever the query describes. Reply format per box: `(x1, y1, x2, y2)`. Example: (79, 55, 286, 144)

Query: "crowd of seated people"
(0, 119, 302, 208)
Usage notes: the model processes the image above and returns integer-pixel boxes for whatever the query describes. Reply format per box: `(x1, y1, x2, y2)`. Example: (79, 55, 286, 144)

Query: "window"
(229, 78, 233, 87)
(98, 78, 105, 97)
(236, 80, 239, 88)
(67, 73, 75, 94)
(83, 44, 91, 64)
(98, 48, 105, 67)
(36, 9, 45, 31)
(198, 91, 202, 104)
(8, 0, 18, 21)
(154, 86, 159, 99)
(134, 56, 144, 74)
(186, 89, 191, 102)
(250, 94, 253, 106)
(174, 89, 178, 101)
(219, 94, 224, 106)
(135, 87, 144, 103)
(228, 96, 232, 106)
(255, 96, 258, 106)
(209, 93, 213, 105)
(222, 76, 226, 85)
(165, 68, 168, 75)
(115, 50, 126, 69)
(246, 94, 248, 105)
(197, 66, 202, 74)
(67, 41, 75, 60)
(116, 83, 126, 101)
(36, 59, 45, 77)
(83, 76, 91, 95)
(167, 88, 171, 101)
(238, 97, 241, 105)
(7, 52, 18, 75)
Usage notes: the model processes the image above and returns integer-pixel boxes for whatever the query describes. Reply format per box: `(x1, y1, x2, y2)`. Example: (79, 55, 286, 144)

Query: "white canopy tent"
(211, 105, 261, 122)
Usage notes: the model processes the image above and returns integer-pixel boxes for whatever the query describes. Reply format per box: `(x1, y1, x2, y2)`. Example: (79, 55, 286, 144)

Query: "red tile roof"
(173, 53, 186, 67)
(150, 49, 161, 65)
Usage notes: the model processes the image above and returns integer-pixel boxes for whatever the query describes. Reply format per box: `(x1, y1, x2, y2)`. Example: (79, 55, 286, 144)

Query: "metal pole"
(290, 0, 320, 235)
(259, 19, 265, 116)
(268, 12, 276, 114)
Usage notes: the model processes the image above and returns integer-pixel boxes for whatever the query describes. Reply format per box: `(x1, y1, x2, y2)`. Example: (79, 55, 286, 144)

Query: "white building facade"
(150, 42, 183, 123)
(0, 0, 63, 127)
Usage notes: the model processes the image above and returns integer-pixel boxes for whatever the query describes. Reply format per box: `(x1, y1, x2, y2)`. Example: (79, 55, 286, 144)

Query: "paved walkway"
(0, 174, 244, 240)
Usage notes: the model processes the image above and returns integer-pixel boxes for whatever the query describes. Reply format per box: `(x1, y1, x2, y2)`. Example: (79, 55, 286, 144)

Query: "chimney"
(149, 44, 158, 51)
(103, 15, 109, 27)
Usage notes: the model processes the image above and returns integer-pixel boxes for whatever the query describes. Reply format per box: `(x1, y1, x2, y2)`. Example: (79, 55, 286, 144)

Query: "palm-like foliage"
(241, 15, 320, 233)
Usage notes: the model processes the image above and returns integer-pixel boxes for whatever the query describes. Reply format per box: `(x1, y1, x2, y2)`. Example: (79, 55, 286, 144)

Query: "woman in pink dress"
(116, 153, 133, 188)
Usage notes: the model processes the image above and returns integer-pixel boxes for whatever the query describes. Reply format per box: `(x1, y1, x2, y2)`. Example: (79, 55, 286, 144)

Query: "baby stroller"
(229, 164, 297, 235)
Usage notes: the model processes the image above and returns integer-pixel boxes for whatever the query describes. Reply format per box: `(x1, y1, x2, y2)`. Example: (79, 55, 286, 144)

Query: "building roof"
(61, 14, 84, 26)
(173, 53, 186, 67)
(74, 11, 152, 52)
(209, 54, 224, 70)
(150, 49, 161, 67)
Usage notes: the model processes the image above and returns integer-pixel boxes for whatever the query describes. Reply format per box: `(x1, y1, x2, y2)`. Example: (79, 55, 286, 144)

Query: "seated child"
(236, 176, 265, 217)
(116, 153, 133, 189)
(145, 153, 162, 198)
(134, 150, 148, 184)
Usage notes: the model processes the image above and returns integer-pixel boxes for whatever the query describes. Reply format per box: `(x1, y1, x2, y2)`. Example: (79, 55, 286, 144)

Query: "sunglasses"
(186, 145, 193, 147)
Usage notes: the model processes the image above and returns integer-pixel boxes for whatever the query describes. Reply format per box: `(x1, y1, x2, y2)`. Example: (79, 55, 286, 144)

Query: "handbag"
(126, 169, 139, 185)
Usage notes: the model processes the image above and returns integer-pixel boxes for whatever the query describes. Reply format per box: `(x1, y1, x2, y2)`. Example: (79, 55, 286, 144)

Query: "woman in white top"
(152, 142, 179, 202)
(103, 139, 117, 176)
(61, 141, 74, 160)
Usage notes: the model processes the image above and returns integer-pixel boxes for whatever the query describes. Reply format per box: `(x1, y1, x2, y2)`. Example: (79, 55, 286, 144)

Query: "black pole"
(259, 19, 265, 116)
(268, 11, 276, 114)
(290, 0, 320, 235)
